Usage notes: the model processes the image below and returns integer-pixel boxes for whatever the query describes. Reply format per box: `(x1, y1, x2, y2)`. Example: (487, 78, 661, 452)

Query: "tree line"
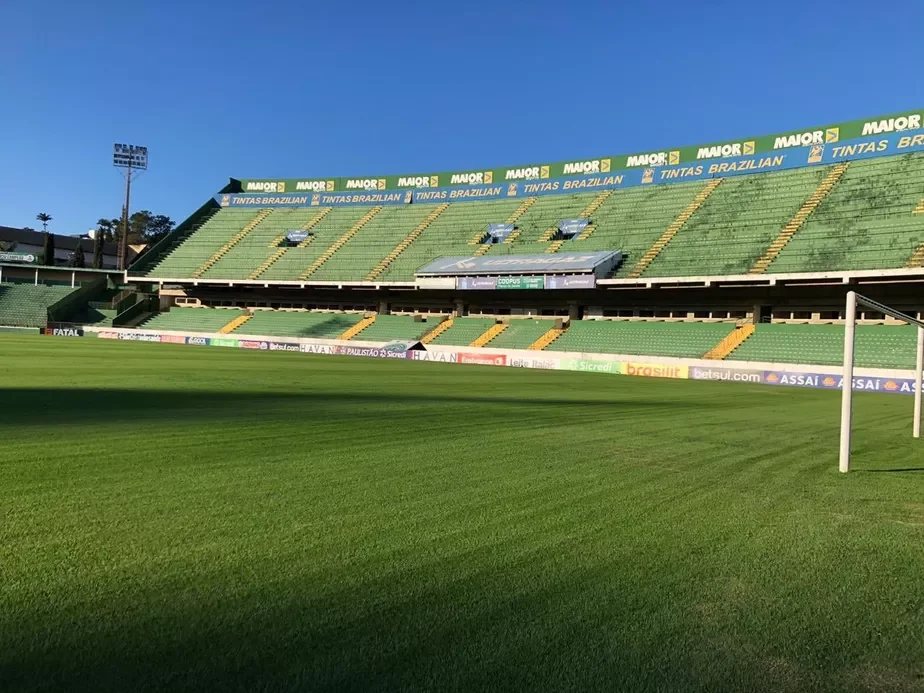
(23, 211, 176, 268)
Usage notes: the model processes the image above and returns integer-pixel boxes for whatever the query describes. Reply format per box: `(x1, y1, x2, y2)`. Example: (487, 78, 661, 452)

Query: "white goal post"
(840, 291, 924, 473)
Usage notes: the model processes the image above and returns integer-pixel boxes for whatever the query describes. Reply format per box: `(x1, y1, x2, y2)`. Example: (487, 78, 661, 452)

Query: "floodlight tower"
(113, 144, 148, 271)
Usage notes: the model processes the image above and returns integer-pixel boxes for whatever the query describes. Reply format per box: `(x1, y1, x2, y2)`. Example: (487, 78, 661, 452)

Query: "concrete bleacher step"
(421, 317, 454, 343)
(529, 325, 567, 350)
(914, 199, 924, 215)
(365, 203, 449, 281)
(470, 322, 508, 347)
(298, 208, 333, 246)
(542, 189, 612, 243)
(749, 162, 850, 274)
(340, 314, 376, 340)
(191, 209, 273, 278)
(703, 323, 754, 359)
(220, 313, 252, 334)
(469, 198, 538, 249)
(546, 240, 565, 253)
(301, 207, 383, 280)
(249, 248, 288, 280)
(627, 178, 724, 279)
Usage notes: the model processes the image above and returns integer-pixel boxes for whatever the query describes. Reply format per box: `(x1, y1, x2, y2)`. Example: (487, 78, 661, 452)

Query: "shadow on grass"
(0, 559, 789, 693)
(859, 467, 924, 473)
(0, 387, 709, 427)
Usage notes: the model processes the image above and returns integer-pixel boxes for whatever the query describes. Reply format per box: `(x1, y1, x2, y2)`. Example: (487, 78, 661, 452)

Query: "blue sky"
(1, 0, 922, 234)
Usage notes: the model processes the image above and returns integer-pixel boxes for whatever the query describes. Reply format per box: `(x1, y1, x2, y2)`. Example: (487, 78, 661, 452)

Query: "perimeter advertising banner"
(559, 358, 622, 374)
(236, 109, 923, 195)
(545, 275, 596, 290)
(622, 362, 689, 379)
(334, 345, 411, 358)
(85, 327, 920, 395)
(227, 128, 924, 210)
(226, 130, 924, 210)
(44, 326, 84, 337)
(762, 370, 917, 394)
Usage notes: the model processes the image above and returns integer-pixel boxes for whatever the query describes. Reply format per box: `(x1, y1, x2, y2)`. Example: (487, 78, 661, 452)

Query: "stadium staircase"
(0, 283, 81, 329)
(703, 322, 755, 359)
(192, 209, 272, 278)
(220, 313, 252, 333)
(905, 198, 924, 267)
(529, 324, 567, 350)
(421, 317, 453, 343)
(728, 323, 918, 369)
(470, 322, 508, 346)
(906, 246, 924, 268)
(248, 208, 332, 280)
(474, 197, 538, 255)
(627, 178, 723, 278)
(424, 317, 496, 346)
(300, 207, 382, 280)
(340, 314, 376, 340)
(249, 249, 287, 279)
(575, 190, 613, 242)
(139, 307, 246, 333)
(546, 320, 735, 357)
(365, 203, 450, 281)
(749, 163, 850, 274)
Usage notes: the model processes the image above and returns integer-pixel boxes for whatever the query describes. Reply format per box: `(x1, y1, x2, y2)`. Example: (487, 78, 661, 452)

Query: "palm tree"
(37, 214, 54, 265)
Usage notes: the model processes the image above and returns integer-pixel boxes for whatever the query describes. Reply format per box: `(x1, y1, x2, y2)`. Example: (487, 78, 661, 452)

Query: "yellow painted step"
(749, 162, 850, 274)
(913, 198, 924, 215)
(248, 248, 287, 280)
(546, 240, 565, 253)
(301, 207, 382, 280)
(529, 326, 565, 350)
(340, 314, 376, 340)
(192, 208, 272, 278)
(421, 317, 453, 343)
(703, 323, 755, 360)
(366, 203, 450, 280)
(906, 244, 924, 268)
(470, 322, 508, 347)
(506, 197, 538, 224)
(579, 189, 613, 218)
(298, 208, 333, 246)
(220, 313, 252, 334)
(627, 178, 723, 279)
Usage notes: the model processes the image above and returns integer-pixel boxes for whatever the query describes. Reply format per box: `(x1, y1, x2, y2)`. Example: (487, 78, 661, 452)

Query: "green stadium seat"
(0, 283, 79, 328)
(728, 323, 917, 369)
(548, 320, 734, 357)
(139, 307, 245, 333)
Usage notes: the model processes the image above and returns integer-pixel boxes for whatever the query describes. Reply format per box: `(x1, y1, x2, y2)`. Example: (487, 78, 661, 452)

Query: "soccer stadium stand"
(139, 149, 924, 283)
(0, 283, 79, 328)
(377, 199, 527, 281)
(139, 307, 246, 333)
(349, 314, 443, 342)
(477, 319, 557, 350)
(727, 323, 918, 369)
(107, 109, 924, 381)
(767, 154, 924, 273)
(425, 317, 498, 346)
(547, 320, 736, 358)
(233, 310, 364, 339)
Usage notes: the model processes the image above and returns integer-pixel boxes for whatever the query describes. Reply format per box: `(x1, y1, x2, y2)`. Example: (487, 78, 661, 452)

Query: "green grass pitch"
(1, 335, 923, 692)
